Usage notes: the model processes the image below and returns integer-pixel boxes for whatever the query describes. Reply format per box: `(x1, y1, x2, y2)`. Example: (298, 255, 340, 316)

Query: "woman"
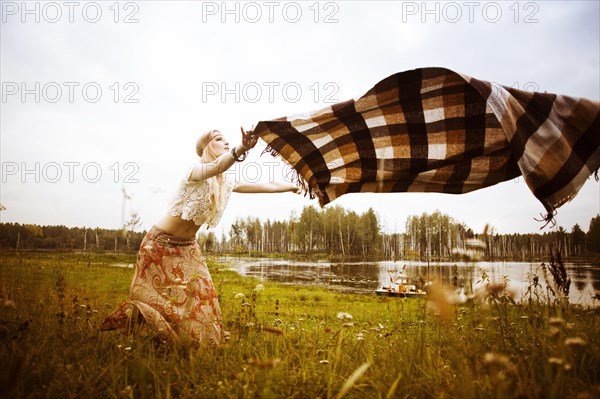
(100, 128, 299, 345)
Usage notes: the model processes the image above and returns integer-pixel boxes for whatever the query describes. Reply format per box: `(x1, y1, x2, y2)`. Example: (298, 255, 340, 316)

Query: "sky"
(1, 0, 599, 236)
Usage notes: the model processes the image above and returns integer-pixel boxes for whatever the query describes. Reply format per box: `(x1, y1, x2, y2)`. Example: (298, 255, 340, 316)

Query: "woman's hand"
(291, 184, 302, 194)
(240, 126, 259, 150)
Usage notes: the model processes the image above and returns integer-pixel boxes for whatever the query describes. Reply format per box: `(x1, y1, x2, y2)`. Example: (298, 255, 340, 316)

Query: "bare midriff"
(154, 214, 200, 239)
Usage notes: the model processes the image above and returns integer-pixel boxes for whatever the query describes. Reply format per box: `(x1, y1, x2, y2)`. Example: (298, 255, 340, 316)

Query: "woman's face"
(208, 133, 230, 157)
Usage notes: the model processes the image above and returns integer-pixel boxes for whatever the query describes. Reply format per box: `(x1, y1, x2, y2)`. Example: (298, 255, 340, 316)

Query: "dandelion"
(337, 312, 353, 320)
(564, 337, 587, 347)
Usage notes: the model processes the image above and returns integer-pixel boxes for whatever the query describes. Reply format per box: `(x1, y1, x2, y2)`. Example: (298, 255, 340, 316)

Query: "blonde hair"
(195, 129, 226, 222)
(196, 129, 220, 159)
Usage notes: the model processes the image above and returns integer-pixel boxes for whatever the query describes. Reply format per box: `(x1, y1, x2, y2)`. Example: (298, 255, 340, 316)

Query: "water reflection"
(223, 257, 600, 306)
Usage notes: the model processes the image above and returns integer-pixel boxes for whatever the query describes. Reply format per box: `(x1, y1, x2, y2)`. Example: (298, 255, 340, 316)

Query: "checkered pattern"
(255, 68, 600, 222)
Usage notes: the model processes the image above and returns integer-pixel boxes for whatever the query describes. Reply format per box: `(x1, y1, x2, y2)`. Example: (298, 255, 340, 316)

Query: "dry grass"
(1, 251, 599, 399)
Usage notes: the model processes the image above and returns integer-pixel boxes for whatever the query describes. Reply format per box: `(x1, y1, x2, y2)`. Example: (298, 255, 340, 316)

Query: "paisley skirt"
(100, 226, 222, 344)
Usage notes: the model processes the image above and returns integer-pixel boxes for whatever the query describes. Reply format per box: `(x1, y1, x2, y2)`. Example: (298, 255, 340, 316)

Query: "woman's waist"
(149, 220, 198, 246)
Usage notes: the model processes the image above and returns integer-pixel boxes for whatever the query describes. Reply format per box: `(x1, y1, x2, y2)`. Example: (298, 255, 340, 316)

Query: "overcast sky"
(1, 0, 599, 236)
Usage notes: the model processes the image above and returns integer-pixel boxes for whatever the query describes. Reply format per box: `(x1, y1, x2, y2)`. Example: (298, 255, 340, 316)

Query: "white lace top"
(167, 163, 236, 228)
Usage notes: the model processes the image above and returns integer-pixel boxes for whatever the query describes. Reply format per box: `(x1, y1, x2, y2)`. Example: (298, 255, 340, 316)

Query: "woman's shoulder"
(184, 161, 211, 184)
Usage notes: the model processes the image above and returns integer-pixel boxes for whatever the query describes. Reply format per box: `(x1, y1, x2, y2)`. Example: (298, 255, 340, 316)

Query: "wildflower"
(253, 284, 265, 292)
(244, 322, 255, 328)
(343, 322, 355, 328)
(319, 360, 330, 365)
(548, 357, 564, 366)
(337, 312, 353, 320)
(564, 337, 587, 347)
(234, 293, 245, 299)
(356, 333, 364, 341)
(122, 385, 133, 396)
(1, 299, 16, 309)
(566, 323, 575, 330)
(549, 327, 561, 337)
(427, 282, 455, 322)
(549, 317, 564, 327)
(481, 352, 516, 374)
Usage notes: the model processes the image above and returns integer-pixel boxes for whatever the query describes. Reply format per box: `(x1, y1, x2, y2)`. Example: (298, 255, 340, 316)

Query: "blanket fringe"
(261, 145, 326, 206)
(534, 210, 557, 230)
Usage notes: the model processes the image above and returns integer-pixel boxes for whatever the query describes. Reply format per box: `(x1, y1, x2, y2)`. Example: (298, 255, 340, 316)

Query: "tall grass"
(0, 251, 598, 399)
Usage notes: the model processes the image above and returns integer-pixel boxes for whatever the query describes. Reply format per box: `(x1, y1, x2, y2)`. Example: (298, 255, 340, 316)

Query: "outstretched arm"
(234, 181, 300, 194)
(189, 127, 258, 182)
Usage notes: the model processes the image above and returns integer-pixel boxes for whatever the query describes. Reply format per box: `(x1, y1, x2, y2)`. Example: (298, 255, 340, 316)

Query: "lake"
(220, 256, 600, 306)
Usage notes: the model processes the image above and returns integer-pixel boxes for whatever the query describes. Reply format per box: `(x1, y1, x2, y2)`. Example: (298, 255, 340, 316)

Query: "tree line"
(2, 209, 600, 260)
(0, 223, 146, 252)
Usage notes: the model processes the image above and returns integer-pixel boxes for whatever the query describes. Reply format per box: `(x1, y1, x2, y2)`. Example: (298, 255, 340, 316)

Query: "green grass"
(1, 251, 599, 399)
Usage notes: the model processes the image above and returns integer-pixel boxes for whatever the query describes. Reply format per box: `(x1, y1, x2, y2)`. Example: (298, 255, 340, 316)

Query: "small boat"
(375, 270, 427, 298)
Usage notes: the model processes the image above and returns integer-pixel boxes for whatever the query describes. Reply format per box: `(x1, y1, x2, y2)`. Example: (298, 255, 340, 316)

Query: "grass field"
(1, 251, 599, 399)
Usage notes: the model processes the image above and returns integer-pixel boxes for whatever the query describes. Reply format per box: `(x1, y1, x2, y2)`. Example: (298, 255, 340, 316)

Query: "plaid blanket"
(255, 67, 600, 224)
